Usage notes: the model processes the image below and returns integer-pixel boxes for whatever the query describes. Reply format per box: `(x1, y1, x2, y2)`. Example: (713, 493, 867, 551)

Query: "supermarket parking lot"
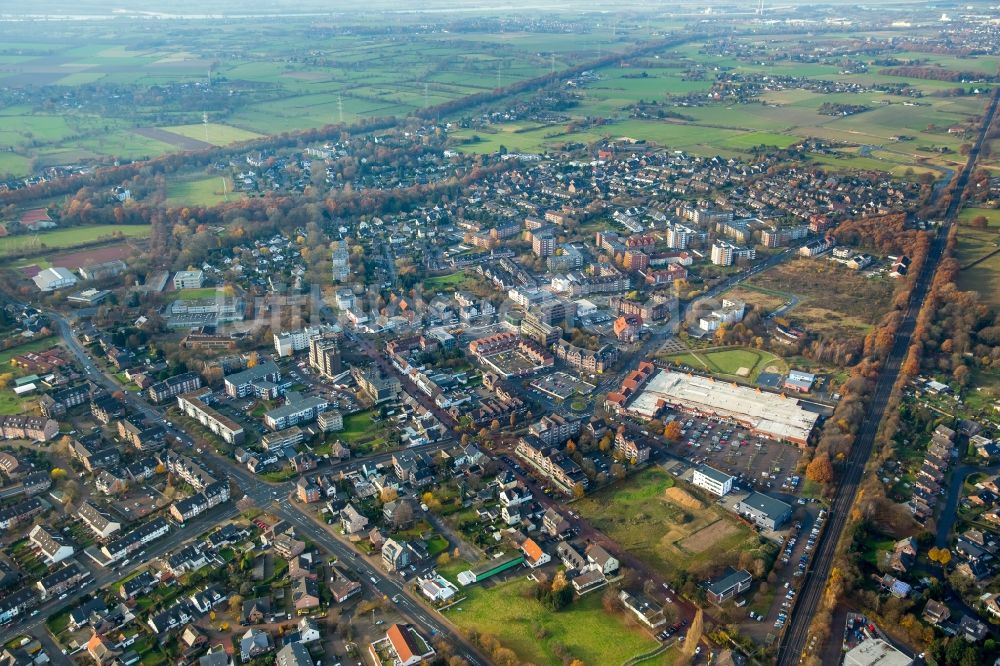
(661, 414, 806, 495)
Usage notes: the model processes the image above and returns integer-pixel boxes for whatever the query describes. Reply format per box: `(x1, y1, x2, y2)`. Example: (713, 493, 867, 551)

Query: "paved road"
(936, 463, 1000, 549)
(45, 315, 489, 664)
(1, 501, 236, 638)
(777, 86, 1000, 666)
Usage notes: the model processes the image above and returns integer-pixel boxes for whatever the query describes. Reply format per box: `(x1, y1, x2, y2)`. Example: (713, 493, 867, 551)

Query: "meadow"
(955, 210, 1000, 307)
(746, 258, 897, 338)
(160, 123, 263, 146)
(0, 18, 641, 175)
(0, 225, 150, 258)
(165, 176, 242, 207)
(574, 467, 759, 582)
(442, 576, 662, 666)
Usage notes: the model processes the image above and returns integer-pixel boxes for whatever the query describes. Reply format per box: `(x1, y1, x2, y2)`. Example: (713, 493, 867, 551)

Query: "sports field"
(0, 225, 150, 258)
(664, 347, 788, 382)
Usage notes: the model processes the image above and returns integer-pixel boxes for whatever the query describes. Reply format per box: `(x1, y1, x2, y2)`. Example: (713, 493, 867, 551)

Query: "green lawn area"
(0, 225, 150, 257)
(444, 576, 660, 665)
(575, 468, 761, 583)
(160, 122, 263, 145)
(175, 287, 233, 300)
(341, 409, 376, 442)
(165, 176, 242, 207)
(664, 347, 787, 383)
(422, 271, 466, 291)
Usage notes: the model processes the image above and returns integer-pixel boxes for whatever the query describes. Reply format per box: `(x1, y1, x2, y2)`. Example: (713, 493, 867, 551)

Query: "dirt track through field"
(133, 127, 214, 150)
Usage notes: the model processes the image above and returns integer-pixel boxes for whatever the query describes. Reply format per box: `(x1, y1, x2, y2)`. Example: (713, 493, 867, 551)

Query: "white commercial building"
(843, 639, 912, 666)
(32, 267, 77, 292)
(335, 288, 356, 310)
(173, 270, 204, 289)
(692, 465, 734, 496)
(627, 370, 818, 446)
(273, 325, 326, 357)
(699, 299, 747, 332)
(666, 223, 699, 250)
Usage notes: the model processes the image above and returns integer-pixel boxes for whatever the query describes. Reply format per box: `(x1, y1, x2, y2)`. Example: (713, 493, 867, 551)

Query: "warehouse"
(627, 369, 819, 445)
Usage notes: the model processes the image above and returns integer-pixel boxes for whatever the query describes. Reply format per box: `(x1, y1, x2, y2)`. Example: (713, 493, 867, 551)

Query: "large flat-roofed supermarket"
(627, 369, 819, 445)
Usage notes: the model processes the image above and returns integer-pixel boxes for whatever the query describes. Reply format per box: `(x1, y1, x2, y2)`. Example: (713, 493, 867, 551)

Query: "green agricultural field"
(574, 468, 762, 582)
(0, 152, 31, 178)
(161, 123, 263, 146)
(443, 576, 660, 666)
(955, 215, 1000, 307)
(76, 131, 176, 161)
(165, 176, 242, 207)
(0, 225, 150, 258)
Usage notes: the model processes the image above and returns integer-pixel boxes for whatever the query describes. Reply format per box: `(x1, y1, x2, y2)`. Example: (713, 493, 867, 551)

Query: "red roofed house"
(521, 538, 551, 568)
(369, 623, 435, 666)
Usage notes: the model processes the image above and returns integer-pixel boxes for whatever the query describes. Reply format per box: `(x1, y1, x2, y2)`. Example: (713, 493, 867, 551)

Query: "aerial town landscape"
(0, 0, 999, 665)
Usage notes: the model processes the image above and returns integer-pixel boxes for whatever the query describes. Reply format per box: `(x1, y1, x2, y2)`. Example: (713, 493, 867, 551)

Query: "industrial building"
(843, 639, 912, 666)
(625, 369, 819, 446)
(736, 492, 793, 530)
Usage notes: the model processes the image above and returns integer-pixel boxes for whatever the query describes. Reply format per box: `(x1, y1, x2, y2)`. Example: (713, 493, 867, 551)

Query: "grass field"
(422, 271, 466, 291)
(443, 576, 661, 665)
(747, 258, 896, 338)
(165, 176, 241, 207)
(955, 211, 1000, 307)
(664, 347, 787, 382)
(574, 468, 759, 582)
(160, 123, 263, 146)
(0, 225, 150, 257)
(176, 287, 231, 300)
(340, 409, 376, 443)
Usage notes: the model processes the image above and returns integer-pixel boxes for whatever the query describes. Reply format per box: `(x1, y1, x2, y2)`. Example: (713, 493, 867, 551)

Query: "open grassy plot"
(160, 123, 262, 146)
(747, 258, 896, 338)
(422, 271, 467, 292)
(574, 468, 759, 582)
(0, 225, 150, 258)
(955, 217, 1000, 307)
(444, 576, 660, 666)
(721, 286, 790, 315)
(340, 409, 376, 443)
(0, 335, 58, 367)
(165, 176, 241, 207)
